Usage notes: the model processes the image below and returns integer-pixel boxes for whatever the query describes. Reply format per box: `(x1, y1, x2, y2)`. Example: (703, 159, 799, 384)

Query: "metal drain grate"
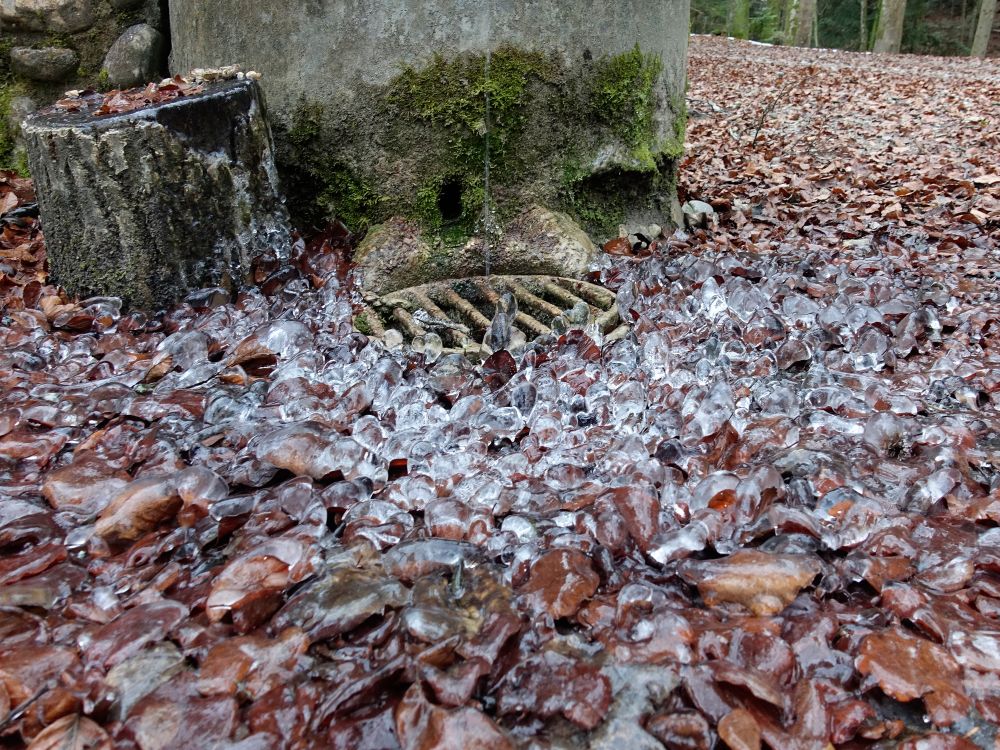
(355, 275, 628, 352)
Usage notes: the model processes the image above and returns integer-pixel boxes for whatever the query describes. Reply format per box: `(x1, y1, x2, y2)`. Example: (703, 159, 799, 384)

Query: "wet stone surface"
(0, 35, 1000, 750)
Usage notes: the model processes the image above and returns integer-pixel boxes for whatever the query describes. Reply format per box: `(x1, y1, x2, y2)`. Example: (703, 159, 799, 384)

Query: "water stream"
(480, 0, 497, 277)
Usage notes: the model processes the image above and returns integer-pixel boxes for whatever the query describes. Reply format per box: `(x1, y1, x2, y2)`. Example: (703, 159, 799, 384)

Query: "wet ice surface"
(2, 37, 1000, 750)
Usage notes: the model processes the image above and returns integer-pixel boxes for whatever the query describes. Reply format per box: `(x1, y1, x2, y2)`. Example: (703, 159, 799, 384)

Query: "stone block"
(10, 47, 80, 82)
(102, 24, 166, 88)
(23, 80, 291, 309)
(0, 0, 95, 33)
(355, 206, 598, 294)
(168, 0, 689, 239)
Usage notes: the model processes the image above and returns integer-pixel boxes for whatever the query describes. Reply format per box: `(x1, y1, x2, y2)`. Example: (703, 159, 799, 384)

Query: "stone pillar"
(169, 0, 689, 240)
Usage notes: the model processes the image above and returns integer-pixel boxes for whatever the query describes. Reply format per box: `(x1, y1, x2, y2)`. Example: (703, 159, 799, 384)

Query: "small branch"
(749, 76, 799, 148)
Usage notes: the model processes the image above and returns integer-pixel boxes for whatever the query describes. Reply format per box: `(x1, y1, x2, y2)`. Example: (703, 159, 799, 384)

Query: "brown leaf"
(678, 550, 820, 615)
(26, 715, 111, 750)
(395, 683, 513, 750)
(856, 627, 961, 703)
(718, 708, 761, 750)
(94, 476, 182, 544)
(519, 549, 599, 619)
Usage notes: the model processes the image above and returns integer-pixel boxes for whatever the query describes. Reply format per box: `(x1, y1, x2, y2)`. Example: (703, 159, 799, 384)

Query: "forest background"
(691, 0, 997, 57)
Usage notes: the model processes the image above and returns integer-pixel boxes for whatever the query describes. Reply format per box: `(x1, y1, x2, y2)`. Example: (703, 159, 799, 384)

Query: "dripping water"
(482, 45, 492, 277)
(480, 0, 500, 277)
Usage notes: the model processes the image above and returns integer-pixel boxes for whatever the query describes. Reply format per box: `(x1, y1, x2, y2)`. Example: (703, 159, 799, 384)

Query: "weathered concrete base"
(354, 206, 598, 295)
(168, 0, 689, 239)
(23, 80, 291, 308)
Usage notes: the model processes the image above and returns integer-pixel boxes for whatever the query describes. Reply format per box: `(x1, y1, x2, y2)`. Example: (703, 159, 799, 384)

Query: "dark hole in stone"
(437, 179, 464, 223)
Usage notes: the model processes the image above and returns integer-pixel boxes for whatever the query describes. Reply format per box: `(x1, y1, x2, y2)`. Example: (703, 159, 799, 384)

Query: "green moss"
(276, 45, 682, 240)
(559, 148, 679, 239)
(559, 160, 626, 237)
(281, 101, 384, 231)
(318, 168, 382, 233)
(0, 79, 29, 176)
(415, 180, 444, 229)
(0, 35, 28, 173)
(593, 45, 663, 154)
(42, 34, 74, 48)
(393, 46, 555, 168)
(658, 94, 688, 159)
(353, 313, 373, 335)
(438, 224, 470, 248)
(288, 100, 324, 145)
(389, 47, 557, 231)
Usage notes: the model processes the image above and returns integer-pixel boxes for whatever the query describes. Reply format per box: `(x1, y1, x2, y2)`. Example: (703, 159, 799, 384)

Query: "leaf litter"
(1, 34, 1000, 749)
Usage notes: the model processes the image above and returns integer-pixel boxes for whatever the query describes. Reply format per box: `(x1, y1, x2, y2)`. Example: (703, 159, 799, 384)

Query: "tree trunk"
(789, 0, 817, 46)
(23, 80, 290, 309)
(731, 0, 751, 39)
(971, 0, 997, 56)
(860, 0, 869, 49)
(872, 0, 907, 53)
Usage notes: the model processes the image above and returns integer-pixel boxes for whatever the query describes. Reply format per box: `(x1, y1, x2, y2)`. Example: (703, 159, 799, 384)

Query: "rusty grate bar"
(503, 279, 563, 321)
(391, 308, 425, 339)
(437, 288, 492, 330)
(410, 290, 473, 349)
(357, 275, 628, 354)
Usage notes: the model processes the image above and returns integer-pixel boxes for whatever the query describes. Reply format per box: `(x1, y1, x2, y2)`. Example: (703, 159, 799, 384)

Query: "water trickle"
(479, 0, 500, 277)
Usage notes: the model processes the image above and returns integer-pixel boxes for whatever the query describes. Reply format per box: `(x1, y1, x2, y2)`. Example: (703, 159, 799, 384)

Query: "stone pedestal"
(169, 0, 689, 240)
(23, 79, 291, 308)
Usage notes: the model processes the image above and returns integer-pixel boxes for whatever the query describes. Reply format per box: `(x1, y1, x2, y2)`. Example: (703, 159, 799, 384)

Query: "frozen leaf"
(274, 565, 410, 640)
(646, 711, 712, 749)
(104, 643, 184, 721)
(518, 549, 600, 619)
(497, 651, 611, 730)
(856, 627, 962, 703)
(42, 458, 131, 515)
(395, 683, 512, 750)
(85, 601, 187, 670)
(678, 551, 820, 615)
(718, 708, 761, 750)
(197, 628, 309, 699)
(94, 476, 181, 544)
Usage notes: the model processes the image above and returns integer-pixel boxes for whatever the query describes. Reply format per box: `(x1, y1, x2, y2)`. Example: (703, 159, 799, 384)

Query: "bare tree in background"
(971, 0, 997, 56)
(872, 0, 907, 52)
(787, 0, 818, 46)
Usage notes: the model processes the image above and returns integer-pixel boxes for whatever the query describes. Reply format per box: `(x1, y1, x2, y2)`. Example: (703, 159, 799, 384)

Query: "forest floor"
(1, 35, 1000, 750)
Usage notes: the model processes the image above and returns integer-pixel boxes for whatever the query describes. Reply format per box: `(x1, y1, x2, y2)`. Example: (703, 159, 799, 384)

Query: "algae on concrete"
(275, 44, 684, 241)
(169, 0, 691, 239)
